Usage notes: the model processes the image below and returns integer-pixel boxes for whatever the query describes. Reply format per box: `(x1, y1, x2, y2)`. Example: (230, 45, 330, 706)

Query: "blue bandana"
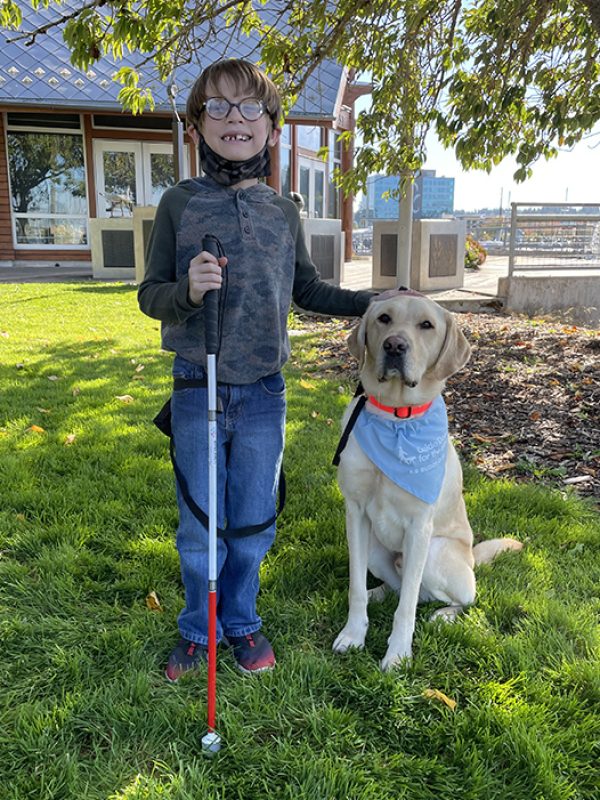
(353, 395, 448, 504)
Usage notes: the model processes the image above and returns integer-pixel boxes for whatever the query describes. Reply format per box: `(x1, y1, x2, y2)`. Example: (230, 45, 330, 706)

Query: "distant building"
(366, 170, 454, 220)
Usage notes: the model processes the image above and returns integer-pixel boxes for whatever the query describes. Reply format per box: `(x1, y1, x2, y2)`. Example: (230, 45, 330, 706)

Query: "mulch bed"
(292, 311, 600, 503)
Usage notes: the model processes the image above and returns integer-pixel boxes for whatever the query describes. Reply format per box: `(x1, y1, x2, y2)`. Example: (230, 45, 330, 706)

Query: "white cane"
(200, 235, 222, 756)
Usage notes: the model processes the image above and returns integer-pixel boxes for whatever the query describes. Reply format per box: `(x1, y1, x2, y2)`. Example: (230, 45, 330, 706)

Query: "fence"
(508, 202, 600, 275)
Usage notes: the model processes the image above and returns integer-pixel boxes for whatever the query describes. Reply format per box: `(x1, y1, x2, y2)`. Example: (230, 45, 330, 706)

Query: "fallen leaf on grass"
(47, 375, 59, 382)
(28, 425, 45, 433)
(472, 433, 496, 443)
(115, 394, 134, 403)
(72, 387, 81, 397)
(422, 689, 457, 711)
(1, 331, 9, 338)
(36, 408, 51, 414)
(300, 379, 317, 390)
(64, 434, 76, 446)
(145, 591, 163, 611)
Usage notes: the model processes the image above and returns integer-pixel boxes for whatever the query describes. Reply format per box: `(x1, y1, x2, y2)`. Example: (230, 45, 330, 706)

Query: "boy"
(138, 58, 373, 681)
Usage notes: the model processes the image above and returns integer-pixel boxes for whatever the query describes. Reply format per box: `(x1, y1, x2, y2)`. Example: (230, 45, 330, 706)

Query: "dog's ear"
(431, 310, 471, 380)
(347, 316, 368, 369)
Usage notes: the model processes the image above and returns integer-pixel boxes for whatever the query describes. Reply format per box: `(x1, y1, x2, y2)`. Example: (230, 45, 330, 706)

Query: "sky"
(354, 97, 600, 213)
(423, 126, 600, 212)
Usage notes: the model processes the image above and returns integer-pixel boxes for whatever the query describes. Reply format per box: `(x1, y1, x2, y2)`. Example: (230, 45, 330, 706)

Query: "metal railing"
(508, 202, 600, 275)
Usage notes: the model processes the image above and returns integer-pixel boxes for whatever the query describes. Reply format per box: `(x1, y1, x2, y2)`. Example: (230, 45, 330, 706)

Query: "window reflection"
(8, 131, 87, 245)
(150, 153, 175, 205)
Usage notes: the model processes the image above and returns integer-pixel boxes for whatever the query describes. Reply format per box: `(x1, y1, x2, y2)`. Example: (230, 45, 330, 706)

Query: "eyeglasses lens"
(204, 98, 264, 121)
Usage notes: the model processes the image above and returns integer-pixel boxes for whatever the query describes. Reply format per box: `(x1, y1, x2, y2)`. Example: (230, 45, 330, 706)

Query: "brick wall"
(0, 115, 15, 262)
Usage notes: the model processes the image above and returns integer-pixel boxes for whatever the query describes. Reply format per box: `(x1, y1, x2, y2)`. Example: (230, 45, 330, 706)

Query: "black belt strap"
(332, 383, 367, 467)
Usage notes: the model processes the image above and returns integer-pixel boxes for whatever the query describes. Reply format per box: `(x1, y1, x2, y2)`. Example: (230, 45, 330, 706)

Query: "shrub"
(465, 233, 487, 269)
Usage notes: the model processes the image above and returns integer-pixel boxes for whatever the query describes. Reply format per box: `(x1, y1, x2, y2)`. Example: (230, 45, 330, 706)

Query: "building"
(366, 170, 455, 220)
(0, 1, 370, 272)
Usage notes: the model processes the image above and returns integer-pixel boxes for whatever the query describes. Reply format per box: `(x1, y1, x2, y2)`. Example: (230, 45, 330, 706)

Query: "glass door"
(94, 141, 185, 216)
(142, 143, 177, 205)
(94, 142, 142, 217)
(298, 157, 326, 218)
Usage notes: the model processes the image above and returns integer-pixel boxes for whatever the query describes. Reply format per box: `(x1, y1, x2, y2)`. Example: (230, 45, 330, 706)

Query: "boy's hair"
(186, 58, 283, 131)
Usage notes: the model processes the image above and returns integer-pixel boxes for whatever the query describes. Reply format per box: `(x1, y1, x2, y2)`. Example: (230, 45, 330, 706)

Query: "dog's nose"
(383, 336, 408, 356)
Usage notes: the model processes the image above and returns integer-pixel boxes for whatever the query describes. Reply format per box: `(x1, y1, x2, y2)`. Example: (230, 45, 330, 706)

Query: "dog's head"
(348, 289, 471, 404)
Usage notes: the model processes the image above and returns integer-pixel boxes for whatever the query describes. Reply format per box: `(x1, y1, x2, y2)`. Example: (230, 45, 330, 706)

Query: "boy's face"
(189, 76, 280, 162)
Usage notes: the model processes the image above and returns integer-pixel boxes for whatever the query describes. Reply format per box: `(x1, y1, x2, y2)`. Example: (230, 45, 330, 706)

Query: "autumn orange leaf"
(422, 688, 457, 711)
(145, 591, 163, 611)
(28, 425, 45, 433)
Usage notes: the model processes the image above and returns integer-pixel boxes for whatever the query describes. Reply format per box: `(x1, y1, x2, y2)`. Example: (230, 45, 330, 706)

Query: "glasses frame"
(201, 96, 267, 122)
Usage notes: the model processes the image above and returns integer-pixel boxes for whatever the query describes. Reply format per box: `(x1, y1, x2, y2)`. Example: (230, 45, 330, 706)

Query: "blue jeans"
(170, 355, 286, 645)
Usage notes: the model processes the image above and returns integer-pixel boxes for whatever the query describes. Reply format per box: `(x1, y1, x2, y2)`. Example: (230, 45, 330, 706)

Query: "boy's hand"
(188, 251, 228, 306)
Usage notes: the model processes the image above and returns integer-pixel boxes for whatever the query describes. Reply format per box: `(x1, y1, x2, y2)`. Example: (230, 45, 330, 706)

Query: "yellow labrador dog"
(333, 290, 522, 671)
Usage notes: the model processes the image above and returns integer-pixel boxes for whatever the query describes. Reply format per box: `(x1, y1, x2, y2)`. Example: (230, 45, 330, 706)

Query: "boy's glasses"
(202, 96, 267, 122)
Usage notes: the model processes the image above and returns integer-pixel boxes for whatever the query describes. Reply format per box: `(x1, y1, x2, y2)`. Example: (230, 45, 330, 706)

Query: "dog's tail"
(473, 538, 523, 566)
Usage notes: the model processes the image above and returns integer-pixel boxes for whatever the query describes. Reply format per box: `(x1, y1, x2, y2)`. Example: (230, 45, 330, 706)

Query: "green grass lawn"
(1, 283, 598, 800)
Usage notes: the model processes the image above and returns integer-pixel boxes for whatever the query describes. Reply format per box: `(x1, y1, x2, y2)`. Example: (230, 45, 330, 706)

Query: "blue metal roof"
(0, 1, 344, 120)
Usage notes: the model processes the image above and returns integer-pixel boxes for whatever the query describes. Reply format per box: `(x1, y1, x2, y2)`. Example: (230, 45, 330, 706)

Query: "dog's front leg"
(333, 500, 370, 654)
(381, 519, 433, 671)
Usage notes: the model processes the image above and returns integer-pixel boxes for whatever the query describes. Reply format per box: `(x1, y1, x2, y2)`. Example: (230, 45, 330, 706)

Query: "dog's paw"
(332, 625, 367, 654)
(429, 605, 464, 623)
(380, 648, 411, 672)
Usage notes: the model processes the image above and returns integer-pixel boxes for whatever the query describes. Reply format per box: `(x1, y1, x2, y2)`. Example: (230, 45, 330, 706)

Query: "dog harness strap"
(332, 383, 367, 467)
(169, 438, 286, 539)
(367, 397, 433, 419)
(153, 384, 285, 538)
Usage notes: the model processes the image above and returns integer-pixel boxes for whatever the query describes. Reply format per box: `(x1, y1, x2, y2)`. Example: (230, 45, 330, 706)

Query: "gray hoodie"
(138, 177, 373, 383)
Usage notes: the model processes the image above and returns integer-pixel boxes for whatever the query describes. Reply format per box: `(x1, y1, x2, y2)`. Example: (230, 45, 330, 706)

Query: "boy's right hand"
(187, 251, 228, 306)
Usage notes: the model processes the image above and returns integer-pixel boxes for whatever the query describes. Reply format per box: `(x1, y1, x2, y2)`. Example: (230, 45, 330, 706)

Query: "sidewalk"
(0, 256, 508, 311)
(341, 255, 508, 311)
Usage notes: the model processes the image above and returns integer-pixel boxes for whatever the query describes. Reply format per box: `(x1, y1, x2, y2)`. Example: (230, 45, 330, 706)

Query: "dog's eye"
(419, 320, 434, 330)
(378, 313, 392, 324)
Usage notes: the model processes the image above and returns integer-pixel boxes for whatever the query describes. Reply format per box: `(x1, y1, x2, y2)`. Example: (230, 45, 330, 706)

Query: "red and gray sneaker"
(227, 631, 276, 674)
(165, 638, 208, 683)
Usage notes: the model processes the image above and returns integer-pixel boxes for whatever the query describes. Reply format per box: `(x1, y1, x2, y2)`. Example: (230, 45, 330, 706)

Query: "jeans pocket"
(259, 371, 286, 396)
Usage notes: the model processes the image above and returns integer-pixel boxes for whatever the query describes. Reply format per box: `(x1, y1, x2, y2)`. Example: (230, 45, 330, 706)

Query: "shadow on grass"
(71, 283, 138, 296)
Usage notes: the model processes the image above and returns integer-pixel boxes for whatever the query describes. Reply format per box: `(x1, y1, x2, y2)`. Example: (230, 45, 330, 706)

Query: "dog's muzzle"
(380, 335, 418, 387)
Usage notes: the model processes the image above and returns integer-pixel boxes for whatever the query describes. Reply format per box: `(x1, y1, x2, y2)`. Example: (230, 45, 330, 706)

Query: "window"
(297, 125, 321, 151)
(279, 124, 292, 197)
(280, 146, 291, 198)
(327, 130, 342, 219)
(7, 128, 88, 247)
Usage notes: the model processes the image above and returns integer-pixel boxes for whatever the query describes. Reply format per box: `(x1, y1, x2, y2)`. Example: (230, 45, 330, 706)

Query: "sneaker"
(165, 638, 208, 683)
(227, 631, 276, 674)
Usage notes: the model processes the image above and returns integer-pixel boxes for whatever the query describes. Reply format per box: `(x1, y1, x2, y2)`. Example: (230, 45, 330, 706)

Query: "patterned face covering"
(198, 134, 271, 186)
